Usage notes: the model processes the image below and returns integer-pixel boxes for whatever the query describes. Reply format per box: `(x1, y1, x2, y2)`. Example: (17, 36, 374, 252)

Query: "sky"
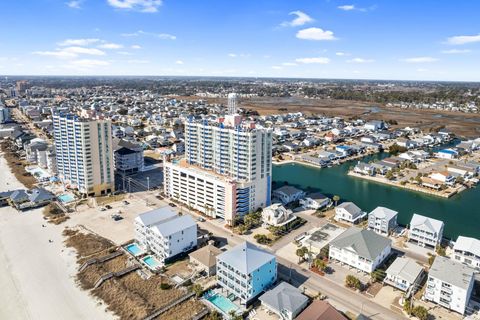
(0, 0, 479, 81)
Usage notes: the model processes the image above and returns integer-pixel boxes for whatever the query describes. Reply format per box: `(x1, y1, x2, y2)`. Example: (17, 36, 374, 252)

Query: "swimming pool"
(142, 255, 161, 269)
(58, 194, 75, 203)
(125, 243, 143, 256)
(206, 293, 239, 315)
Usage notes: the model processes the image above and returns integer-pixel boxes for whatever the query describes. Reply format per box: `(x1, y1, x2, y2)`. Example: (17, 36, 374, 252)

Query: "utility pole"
(147, 176, 150, 192)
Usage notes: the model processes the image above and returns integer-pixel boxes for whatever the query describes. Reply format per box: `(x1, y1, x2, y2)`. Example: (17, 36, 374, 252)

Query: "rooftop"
(189, 244, 222, 268)
(329, 227, 391, 260)
(429, 256, 475, 290)
(135, 207, 177, 227)
(258, 281, 308, 315)
(217, 241, 275, 275)
(410, 213, 444, 233)
(385, 257, 424, 284)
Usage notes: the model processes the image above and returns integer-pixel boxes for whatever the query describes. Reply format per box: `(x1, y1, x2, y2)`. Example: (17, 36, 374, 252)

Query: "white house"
(258, 282, 309, 320)
(135, 207, 197, 263)
(216, 242, 277, 305)
(424, 256, 475, 315)
(354, 161, 375, 176)
(384, 257, 424, 293)
(430, 171, 456, 186)
(436, 149, 458, 159)
(452, 236, 480, 270)
(262, 203, 297, 227)
(334, 202, 366, 224)
(272, 185, 305, 205)
(329, 227, 392, 273)
(408, 214, 444, 248)
(367, 206, 398, 235)
(299, 192, 331, 210)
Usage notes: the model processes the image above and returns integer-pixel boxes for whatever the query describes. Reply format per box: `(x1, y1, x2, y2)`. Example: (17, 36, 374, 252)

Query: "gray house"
(259, 281, 309, 320)
(368, 206, 398, 235)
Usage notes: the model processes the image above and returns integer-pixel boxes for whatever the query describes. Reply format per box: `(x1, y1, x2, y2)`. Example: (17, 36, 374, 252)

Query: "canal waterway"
(273, 152, 480, 240)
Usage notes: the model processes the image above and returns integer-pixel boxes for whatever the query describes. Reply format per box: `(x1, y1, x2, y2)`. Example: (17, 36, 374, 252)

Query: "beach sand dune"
(0, 154, 115, 320)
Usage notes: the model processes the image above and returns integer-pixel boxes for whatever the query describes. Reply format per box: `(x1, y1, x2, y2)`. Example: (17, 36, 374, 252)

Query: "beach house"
(408, 214, 444, 248)
(367, 206, 398, 235)
(258, 282, 308, 320)
(334, 202, 366, 224)
(299, 192, 331, 210)
(216, 242, 277, 305)
(452, 236, 480, 270)
(384, 257, 424, 292)
(262, 203, 296, 227)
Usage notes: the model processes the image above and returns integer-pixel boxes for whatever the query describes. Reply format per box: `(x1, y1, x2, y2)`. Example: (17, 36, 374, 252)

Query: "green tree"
(296, 247, 308, 263)
(206, 310, 222, 320)
(345, 275, 362, 290)
(192, 284, 204, 298)
(412, 305, 429, 320)
(313, 258, 327, 271)
(333, 195, 340, 206)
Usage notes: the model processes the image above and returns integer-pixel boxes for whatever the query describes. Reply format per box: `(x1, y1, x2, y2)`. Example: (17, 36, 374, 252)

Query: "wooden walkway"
(93, 265, 141, 289)
(79, 250, 123, 272)
(142, 292, 195, 320)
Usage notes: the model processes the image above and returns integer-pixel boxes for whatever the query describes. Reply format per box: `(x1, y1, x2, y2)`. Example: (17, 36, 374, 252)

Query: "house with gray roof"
(453, 236, 480, 270)
(299, 192, 331, 210)
(384, 257, 424, 293)
(334, 202, 366, 224)
(217, 241, 277, 305)
(367, 206, 398, 235)
(424, 256, 475, 315)
(258, 281, 308, 320)
(272, 185, 305, 205)
(329, 227, 392, 273)
(408, 213, 444, 248)
(9, 188, 54, 210)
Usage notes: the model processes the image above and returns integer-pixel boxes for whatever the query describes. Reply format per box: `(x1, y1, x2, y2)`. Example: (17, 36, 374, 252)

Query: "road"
(11, 108, 51, 142)
(176, 204, 406, 320)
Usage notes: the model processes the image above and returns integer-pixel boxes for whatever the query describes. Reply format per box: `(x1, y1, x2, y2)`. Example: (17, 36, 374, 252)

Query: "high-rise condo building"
(164, 113, 272, 225)
(53, 113, 114, 197)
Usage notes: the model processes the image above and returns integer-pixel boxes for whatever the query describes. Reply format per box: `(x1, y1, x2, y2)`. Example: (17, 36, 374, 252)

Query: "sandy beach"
(0, 153, 115, 320)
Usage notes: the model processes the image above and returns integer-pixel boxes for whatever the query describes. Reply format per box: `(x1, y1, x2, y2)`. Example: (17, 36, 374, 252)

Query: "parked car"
(99, 207, 106, 211)
(105, 205, 112, 209)
(123, 200, 129, 205)
(197, 217, 205, 222)
(168, 203, 176, 207)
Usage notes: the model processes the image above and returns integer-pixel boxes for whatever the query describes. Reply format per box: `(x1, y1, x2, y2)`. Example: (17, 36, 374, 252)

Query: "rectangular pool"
(58, 194, 75, 203)
(142, 255, 162, 269)
(125, 243, 143, 256)
(207, 293, 239, 315)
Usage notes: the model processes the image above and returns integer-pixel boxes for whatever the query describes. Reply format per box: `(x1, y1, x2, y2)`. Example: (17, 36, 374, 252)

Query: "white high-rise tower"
(227, 92, 238, 115)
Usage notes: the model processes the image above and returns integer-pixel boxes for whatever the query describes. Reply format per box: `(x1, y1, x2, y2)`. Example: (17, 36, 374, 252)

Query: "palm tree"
(333, 195, 340, 206)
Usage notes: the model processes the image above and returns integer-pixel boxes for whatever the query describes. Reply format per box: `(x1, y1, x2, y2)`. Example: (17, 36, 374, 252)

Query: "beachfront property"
(436, 149, 458, 160)
(424, 256, 475, 315)
(384, 257, 424, 293)
(216, 241, 277, 305)
(295, 300, 348, 320)
(53, 113, 114, 197)
(367, 206, 398, 236)
(299, 192, 331, 210)
(163, 114, 273, 226)
(452, 236, 480, 270)
(353, 161, 375, 176)
(189, 243, 223, 276)
(134, 207, 197, 263)
(329, 227, 392, 273)
(258, 281, 309, 320)
(272, 185, 305, 205)
(334, 202, 366, 224)
(261, 203, 296, 227)
(429, 171, 456, 186)
(408, 214, 444, 248)
(0, 188, 54, 210)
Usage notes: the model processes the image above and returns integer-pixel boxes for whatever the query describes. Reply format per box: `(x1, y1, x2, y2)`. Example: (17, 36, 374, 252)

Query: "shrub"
(412, 305, 429, 320)
(345, 275, 362, 290)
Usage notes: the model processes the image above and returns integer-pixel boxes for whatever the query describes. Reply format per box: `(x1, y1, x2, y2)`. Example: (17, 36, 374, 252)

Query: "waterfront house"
(216, 241, 277, 305)
(262, 203, 297, 227)
(408, 214, 444, 248)
(135, 207, 197, 263)
(317, 150, 337, 162)
(9, 188, 54, 210)
(189, 243, 222, 276)
(384, 257, 424, 293)
(436, 149, 458, 159)
(424, 256, 475, 315)
(272, 185, 305, 205)
(429, 171, 456, 186)
(452, 236, 480, 270)
(354, 161, 375, 176)
(329, 227, 392, 273)
(367, 206, 398, 235)
(360, 135, 376, 144)
(258, 281, 308, 320)
(299, 192, 331, 210)
(364, 120, 385, 131)
(295, 300, 347, 320)
(334, 202, 366, 224)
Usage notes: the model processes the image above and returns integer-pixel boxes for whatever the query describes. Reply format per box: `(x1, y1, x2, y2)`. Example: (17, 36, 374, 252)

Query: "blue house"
(216, 241, 277, 305)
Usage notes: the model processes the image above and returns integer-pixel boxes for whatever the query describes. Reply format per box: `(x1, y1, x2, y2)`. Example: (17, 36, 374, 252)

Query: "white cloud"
(175, 60, 184, 65)
(228, 53, 237, 58)
(416, 68, 428, 72)
(66, 0, 82, 9)
(446, 34, 480, 45)
(281, 62, 297, 66)
(63, 46, 106, 56)
(295, 57, 331, 64)
(98, 43, 123, 49)
(33, 50, 77, 58)
(131, 44, 141, 49)
(335, 52, 349, 56)
(338, 5, 355, 11)
(441, 49, 471, 54)
(296, 27, 336, 41)
(281, 11, 314, 27)
(271, 66, 282, 70)
(121, 30, 176, 40)
(228, 53, 250, 58)
(107, 0, 162, 13)
(58, 38, 100, 46)
(347, 57, 374, 63)
(117, 51, 133, 55)
(401, 56, 438, 63)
